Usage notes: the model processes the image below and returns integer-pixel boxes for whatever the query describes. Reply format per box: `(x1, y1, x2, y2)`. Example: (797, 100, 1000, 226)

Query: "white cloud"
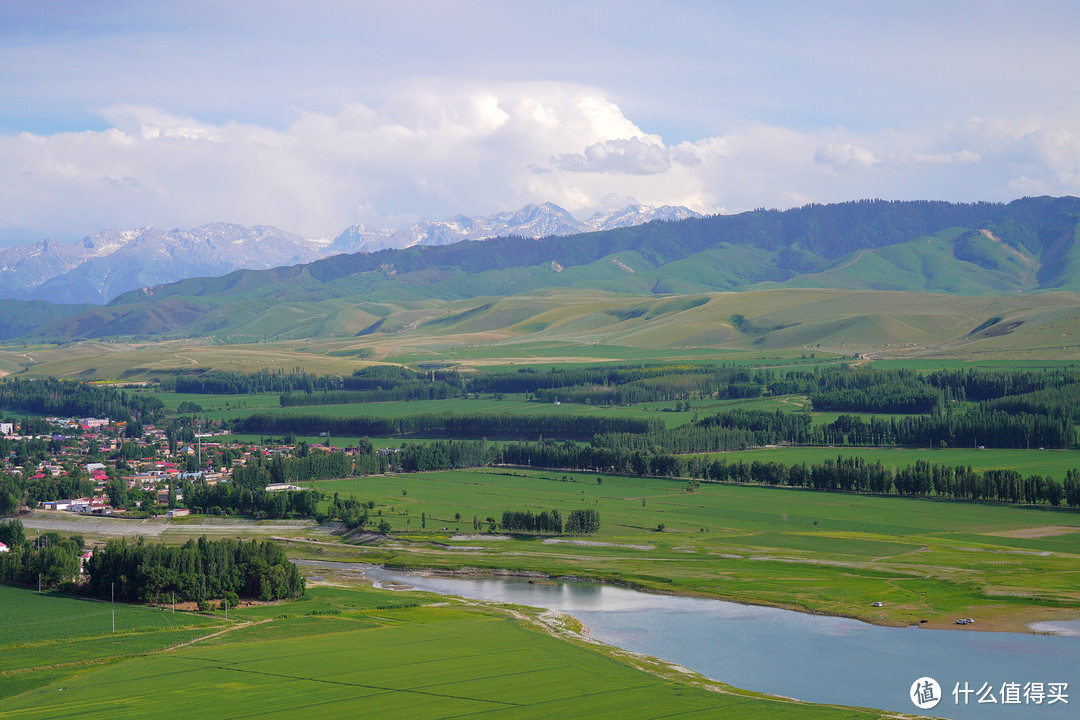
(814, 142, 880, 171)
(555, 137, 673, 175)
(3, 81, 1080, 245)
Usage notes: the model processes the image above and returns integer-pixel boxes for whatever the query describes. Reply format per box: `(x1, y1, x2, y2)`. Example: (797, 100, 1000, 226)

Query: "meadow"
(306, 468, 1080, 631)
(0, 583, 879, 720)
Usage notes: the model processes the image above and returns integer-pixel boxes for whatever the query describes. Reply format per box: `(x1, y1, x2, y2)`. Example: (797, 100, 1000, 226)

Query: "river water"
(300, 560, 1080, 719)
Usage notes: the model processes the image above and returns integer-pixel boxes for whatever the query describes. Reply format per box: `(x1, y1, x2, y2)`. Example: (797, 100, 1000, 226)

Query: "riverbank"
(289, 540, 1080, 637)
(293, 558, 1080, 720)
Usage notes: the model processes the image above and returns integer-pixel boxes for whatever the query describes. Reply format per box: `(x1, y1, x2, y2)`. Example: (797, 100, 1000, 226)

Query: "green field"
(0, 583, 877, 720)
(304, 468, 1080, 631)
(0, 586, 224, 700)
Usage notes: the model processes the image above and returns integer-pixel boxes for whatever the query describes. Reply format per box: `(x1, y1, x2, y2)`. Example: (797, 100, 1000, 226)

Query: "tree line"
(0, 377, 164, 423)
(158, 369, 342, 395)
(499, 508, 600, 535)
(233, 412, 661, 441)
(591, 408, 1074, 452)
(495, 443, 1080, 508)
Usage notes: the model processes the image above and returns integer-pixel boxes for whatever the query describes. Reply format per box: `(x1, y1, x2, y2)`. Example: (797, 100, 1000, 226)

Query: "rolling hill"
(4, 197, 1080, 363)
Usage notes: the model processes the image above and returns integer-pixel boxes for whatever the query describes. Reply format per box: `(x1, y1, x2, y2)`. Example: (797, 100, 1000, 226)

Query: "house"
(0, 541, 9, 553)
(165, 508, 190, 518)
(0, 422, 13, 435)
(79, 418, 109, 429)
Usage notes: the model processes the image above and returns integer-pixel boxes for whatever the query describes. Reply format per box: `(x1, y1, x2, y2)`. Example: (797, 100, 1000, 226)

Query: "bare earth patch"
(542, 538, 654, 551)
(988, 526, 1080, 539)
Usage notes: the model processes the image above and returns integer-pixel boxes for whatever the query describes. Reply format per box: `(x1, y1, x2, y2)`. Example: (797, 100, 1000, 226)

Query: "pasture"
(309, 468, 1080, 630)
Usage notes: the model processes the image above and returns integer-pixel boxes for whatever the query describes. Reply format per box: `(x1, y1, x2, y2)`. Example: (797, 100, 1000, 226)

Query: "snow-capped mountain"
(589, 204, 701, 230)
(0, 203, 701, 304)
(326, 202, 700, 254)
(0, 224, 324, 304)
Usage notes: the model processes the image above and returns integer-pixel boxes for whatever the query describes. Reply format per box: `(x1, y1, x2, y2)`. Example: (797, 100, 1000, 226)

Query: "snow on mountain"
(0, 203, 701, 304)
(590, 204, 702, 231)
(2, 224, 323, 305)
(326, 202, 699, 254)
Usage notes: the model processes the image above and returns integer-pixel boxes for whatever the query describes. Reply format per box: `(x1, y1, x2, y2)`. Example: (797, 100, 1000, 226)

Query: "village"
(0, 415, 352, 521)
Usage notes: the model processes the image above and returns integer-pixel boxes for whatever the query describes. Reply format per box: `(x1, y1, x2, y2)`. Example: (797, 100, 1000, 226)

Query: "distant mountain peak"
(0, 201, 701, 304)
(325, 202, 701, 254)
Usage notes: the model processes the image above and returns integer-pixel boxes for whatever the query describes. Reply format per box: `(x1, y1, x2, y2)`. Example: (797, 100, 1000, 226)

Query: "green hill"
(6, 196, 1080, 346)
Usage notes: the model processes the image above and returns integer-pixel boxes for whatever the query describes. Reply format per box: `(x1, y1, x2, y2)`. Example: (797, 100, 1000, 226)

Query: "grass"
(0, 584, 879, 720)
(0, 586, 220, 646)
(303, 468, 1080, 630)
(0, 585, 224, 700)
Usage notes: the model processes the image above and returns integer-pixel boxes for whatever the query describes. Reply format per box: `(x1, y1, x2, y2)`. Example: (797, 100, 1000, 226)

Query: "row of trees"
(280, 382, 461, 406)
(497, 508, 601, 535)
(158, 369, 341, 394)
(500, 509, 564, 534)
(593, 408, 1074, 452)
(233, 412, 661, 442)
(496, 442, 1080, 507)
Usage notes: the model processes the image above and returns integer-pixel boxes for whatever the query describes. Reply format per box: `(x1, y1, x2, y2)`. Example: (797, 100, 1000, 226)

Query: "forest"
(85, 536, 304, 604)
(0, 377, 164, 424)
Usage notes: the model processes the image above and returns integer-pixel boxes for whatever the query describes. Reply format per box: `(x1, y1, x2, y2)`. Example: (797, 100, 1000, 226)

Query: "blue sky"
(2, 1, 1079, 245)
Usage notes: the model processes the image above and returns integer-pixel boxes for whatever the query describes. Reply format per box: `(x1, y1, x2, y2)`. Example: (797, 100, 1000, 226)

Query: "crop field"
(0, 584, 876, 720)
(307, 469, 1080, 631)
(0, 585, 224, 700)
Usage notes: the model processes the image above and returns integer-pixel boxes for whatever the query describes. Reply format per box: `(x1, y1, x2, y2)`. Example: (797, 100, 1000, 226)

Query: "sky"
(1, 0, 1079, 246)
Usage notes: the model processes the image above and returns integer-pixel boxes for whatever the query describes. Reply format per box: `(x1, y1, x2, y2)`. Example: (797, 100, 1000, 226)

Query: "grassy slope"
(7, 287, 1080, 380)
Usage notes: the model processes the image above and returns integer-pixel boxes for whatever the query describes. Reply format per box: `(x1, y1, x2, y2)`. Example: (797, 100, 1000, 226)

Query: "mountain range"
(4, 196, 1080, 352)
(0, 203, 699, 305)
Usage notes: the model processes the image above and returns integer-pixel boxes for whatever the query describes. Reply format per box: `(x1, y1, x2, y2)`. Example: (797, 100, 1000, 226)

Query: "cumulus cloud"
(555, 137, 673, 175)
(2, 81, 1080, 245)
(814, 142, 880, 171)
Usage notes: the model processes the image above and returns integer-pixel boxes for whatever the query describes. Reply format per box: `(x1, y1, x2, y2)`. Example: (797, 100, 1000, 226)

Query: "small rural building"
(165, 508, 191, 518)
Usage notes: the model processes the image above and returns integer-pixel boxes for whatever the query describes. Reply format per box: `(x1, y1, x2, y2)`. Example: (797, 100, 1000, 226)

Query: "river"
(299, 560, 1080, 719)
